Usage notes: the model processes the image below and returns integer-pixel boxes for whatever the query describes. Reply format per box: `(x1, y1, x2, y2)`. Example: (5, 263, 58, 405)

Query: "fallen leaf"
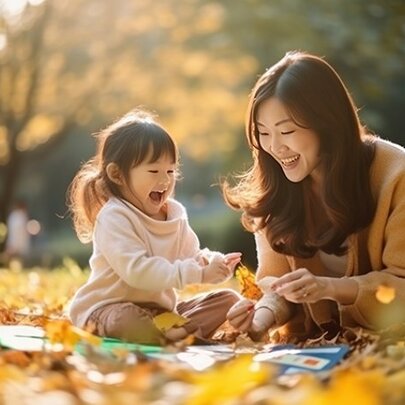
(153, 312, 189, 332)
(186, 355, 269, 405)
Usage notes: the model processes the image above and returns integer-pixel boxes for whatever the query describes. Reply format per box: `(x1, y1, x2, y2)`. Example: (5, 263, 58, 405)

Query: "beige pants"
(87, 289, 240, 345)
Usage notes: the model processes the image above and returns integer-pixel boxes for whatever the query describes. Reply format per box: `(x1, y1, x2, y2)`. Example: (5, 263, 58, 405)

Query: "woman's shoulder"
(374, 137, 405, 162)
(370, 137, 405, 194)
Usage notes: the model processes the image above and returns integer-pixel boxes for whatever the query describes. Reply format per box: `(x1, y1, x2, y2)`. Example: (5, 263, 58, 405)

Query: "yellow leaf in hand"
(375, 284, 396, 304)
(153, 312, 189, 332)
(235, 264, 263, 300)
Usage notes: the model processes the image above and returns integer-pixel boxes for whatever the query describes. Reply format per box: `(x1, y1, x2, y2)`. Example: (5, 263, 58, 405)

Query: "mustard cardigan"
(255, 138, 405, 338)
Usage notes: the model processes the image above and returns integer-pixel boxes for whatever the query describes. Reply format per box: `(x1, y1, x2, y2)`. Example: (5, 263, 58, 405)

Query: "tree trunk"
(0, 147, 22, 252)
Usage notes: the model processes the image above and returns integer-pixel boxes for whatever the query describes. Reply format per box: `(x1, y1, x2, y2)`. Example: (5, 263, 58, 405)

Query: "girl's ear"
(106, 163, 124, 185)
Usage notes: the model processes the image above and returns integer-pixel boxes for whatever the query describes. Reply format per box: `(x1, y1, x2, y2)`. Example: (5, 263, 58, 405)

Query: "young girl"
(224, 51, 405, 341)
(68, 109, 241, 344)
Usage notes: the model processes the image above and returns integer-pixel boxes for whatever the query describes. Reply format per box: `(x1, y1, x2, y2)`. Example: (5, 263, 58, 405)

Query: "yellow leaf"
(45, 319, 80, 350)
(375, 285, 396, 304)
(302, 369, 384, 405)
(186, 355, 269, 405)
(235, 264, 263, 300)
(45, 319, 101, 350)
(153, 312, 189, 332)
(70, 325, 102, 346)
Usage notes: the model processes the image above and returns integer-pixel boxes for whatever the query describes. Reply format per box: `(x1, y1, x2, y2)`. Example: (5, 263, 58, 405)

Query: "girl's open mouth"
(149, 191, 164, 204)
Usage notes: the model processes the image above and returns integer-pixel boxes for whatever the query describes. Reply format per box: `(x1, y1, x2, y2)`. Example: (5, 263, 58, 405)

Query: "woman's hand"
(227, 298, 276, 341)
(269, 268, 331, 303)
(226, 299, 255, 332)
(249, 306, 275, 341)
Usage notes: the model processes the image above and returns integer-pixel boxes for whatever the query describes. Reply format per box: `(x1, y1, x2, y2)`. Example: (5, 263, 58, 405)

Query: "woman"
(224, 51, 405, 341)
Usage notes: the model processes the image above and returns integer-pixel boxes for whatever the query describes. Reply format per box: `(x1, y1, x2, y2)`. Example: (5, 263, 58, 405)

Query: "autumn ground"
(0, 259, 404, 405)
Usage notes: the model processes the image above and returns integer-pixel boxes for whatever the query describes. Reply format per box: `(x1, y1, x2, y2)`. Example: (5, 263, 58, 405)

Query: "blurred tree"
(0, 0, 119, 224)
(1, 0, 404, 264)
(0, 0, 255, 227)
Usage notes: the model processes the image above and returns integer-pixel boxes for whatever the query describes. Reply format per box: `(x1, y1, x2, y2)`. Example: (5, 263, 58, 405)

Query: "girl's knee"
(104, 303, 163, 344)
(208, 289, 241, 307)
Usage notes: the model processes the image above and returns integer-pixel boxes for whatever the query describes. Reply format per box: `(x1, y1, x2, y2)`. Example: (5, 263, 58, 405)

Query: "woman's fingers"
(235, 311, 254, 332)
(227, 299, 254, 319)
(228, 310, 254, 331)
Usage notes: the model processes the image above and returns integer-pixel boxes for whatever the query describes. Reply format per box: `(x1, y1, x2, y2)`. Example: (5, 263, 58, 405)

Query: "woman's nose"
(270, 133, 285, 153)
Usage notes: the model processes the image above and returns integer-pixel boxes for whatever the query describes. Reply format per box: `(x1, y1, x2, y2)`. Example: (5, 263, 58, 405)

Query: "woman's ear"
(106, 163, 123, 185)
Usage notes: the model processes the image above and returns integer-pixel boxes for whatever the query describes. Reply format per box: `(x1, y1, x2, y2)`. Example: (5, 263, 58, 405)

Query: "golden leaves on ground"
(45, 319, 101, 351)
(375, 284, 396, 304)
(186, 355, 269, 405)
(153, 312, 190, 332)
(235, 264, 263, 300)
(1, 264, 405, 404)
(302, 369, 384, 405)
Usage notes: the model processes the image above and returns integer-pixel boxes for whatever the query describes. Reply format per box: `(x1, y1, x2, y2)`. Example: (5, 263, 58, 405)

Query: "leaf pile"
(0, 262, 404, 404)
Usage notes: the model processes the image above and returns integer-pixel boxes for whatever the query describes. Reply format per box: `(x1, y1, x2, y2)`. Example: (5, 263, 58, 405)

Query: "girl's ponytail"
(68, 159, 110, 243)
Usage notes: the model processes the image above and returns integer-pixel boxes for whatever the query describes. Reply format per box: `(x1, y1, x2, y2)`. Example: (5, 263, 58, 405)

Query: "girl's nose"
(158, 172, 170, 186)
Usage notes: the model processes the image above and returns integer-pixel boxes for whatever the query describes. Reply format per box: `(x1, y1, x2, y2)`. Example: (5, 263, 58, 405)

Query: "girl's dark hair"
(68, 109, 178, 242)
(223, 51, 376, 258)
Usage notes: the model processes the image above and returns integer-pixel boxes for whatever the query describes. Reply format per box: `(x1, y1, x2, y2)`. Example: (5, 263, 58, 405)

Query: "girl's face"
(256, 97, 322, 186)
(120, 150, 177, 220)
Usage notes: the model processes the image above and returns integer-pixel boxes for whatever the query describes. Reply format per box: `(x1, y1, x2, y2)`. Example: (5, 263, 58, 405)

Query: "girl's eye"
(280, 130, 295, 135)
(148, 170, 158, 173)
(259, 132, 269, 136)
(167, 170, 174, 174)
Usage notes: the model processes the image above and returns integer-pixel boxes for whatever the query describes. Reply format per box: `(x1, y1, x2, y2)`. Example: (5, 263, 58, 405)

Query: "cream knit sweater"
(69, 197, 208, 328)
(255, 138, 405, 335)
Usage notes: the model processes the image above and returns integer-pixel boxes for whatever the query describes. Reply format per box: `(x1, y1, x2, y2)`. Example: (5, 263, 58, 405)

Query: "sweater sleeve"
(342, 166, 405, 329)
(254, 231, 296, 326)
(94, 208, 203, 291)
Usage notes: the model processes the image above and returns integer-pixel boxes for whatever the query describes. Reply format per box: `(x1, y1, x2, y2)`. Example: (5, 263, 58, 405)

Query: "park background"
(1, 0, 404, 270)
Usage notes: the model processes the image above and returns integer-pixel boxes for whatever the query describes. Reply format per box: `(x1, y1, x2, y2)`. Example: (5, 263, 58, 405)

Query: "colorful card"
(253, 345, 349, 374)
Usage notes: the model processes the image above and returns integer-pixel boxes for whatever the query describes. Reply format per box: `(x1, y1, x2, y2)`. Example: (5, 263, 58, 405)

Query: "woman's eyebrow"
(256, 118, 293, 127)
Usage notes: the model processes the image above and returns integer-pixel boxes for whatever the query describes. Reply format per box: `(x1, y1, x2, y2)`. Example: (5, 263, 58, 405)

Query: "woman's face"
(256, 97, 322, 185)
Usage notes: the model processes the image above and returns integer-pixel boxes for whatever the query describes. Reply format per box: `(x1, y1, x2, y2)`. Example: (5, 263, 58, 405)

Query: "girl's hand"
(269, 268, 330, 303)
(226, 299, 255, 331)
(224, 252, 242, 272)
(202, 258, 233, 284)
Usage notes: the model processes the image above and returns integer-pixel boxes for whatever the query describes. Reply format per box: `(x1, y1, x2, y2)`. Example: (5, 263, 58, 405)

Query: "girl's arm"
(95, 208, 203, 291)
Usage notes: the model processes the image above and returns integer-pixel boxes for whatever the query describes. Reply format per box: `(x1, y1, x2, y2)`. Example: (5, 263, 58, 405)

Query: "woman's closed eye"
(280, 130, 295, 135)
(148, 170, 175, 174)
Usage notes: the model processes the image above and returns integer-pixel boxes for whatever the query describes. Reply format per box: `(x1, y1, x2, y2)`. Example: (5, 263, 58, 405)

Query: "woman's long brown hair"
(223, 51, 376, 258)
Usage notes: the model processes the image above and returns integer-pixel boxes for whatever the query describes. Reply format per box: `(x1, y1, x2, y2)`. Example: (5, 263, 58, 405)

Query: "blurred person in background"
(5, 200, 31, 264)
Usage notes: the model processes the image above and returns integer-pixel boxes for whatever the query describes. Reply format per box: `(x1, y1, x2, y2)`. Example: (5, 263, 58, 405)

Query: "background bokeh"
(1, 0, 404, 269)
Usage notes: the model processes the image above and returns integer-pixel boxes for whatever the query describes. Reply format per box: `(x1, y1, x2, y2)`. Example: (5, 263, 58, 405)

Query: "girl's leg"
(176, 289, 240, 338)
(86, 302, 165, 345)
